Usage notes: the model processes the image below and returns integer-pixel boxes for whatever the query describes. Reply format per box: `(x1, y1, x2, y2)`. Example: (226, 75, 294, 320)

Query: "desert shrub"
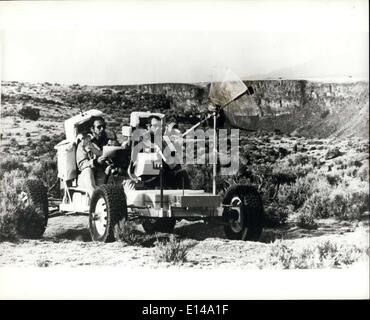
(271, 170, 296, 185)
(298, 241, 366, 268)
(346, 168, 359, 178)
(25, 132, 31, 138)
(356, 144, 369, 154)
(325, 173, 343, 186)
(316, 241, 339, 261)
(115, 222, 149, 246)
(0, 208, 18, 241)
(334, 158, 343, 165)
(26, 137, 33, 144)
(299, 178, 333, 219)
(289, 164, 315, 178)
(155, 235, 191, 264)
(259, 242, 296, 269)
(310, 241, 365, 267)
(0, 157, 26, 173)
(321, 110, 330, 118)
(258, 240, 366, 269)
(246, 165, 278, 202)
(264, 202, 292, 227)
(277, 176, 314, 210)
(32, 135, 58, 156)
(300, 181, 369, 220)
(296, 212, 318, 229)
(0, 170, 44, 241)
(0, 171, 24, 241)
(9, 137, 17, 144)
(0, 169, 28, 200)
(34, 146, 45, 155)
(18, 106, 40, 121)
(30, 159, 58, 195)
(288, 153, 312, 166)
(0, 157, 29, 179)
(327, 243, 366, 266)
(357, 165, 369, 182)
(327, 187, 369, 220)
(35, 257, 51, 267)
(1, 109, 14, 117)
(49, 132, 66, 147)
(349, 159, 363, 168)
(40, 135, 51, 142)
(24, 156, 34, 163)
(299, 191, 332, 219)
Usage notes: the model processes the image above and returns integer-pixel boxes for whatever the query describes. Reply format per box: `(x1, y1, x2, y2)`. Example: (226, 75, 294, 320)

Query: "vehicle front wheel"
(89, 185, 127, 242)
(19, 179, 49, 239)
(222, 185, 264, 241)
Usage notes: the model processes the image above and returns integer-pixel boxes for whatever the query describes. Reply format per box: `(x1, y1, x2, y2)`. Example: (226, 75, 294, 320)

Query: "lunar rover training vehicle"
(21, 70, 265, 242)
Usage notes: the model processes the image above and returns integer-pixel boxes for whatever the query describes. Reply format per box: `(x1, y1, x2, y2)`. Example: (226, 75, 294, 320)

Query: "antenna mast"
(212, 109, 217, 195)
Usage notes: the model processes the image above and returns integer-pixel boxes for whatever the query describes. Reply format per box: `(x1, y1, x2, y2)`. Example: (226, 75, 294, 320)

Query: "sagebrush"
(0, 167, 45, 241)
(258, 240, 366, 269)
(114, 222, 150, 246)
(155, 235, 192, 264)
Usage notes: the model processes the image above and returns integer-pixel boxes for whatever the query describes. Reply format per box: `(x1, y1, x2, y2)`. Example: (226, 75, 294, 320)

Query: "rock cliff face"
(121, 80, 368, 138)
(108, 82, 208, 112)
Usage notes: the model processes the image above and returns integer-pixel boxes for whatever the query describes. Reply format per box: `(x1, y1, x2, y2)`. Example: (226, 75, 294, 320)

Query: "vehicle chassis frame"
(49, 183, 241, 227)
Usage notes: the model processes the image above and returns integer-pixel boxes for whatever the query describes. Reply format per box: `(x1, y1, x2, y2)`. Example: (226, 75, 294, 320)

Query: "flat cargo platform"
(125, 189, 221, 209)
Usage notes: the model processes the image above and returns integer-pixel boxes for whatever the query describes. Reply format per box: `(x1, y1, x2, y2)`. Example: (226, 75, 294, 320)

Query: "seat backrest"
(54, 140, 77, 181)
(130, 111, 165, 128)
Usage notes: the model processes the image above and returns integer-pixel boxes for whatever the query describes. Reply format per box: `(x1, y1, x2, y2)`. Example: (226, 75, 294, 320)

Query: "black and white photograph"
(0, 0, 369, 300)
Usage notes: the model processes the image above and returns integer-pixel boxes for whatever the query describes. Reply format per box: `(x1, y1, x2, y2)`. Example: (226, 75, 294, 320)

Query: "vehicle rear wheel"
(19, 179, 49, 239)
(222, 185, 264, 241)
(142, 218, 176, 234)
(89, 185, 127, 242)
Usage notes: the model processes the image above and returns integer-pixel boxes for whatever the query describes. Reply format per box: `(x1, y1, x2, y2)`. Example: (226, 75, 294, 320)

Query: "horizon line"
(1, 77, 369, 87)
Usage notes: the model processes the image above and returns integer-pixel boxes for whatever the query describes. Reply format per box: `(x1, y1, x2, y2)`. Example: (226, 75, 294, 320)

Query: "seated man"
(76, 116, 110, 197)
(162, 121, 190, 189)
(147, 115, 162, 137)
(146, 116, 190, 189)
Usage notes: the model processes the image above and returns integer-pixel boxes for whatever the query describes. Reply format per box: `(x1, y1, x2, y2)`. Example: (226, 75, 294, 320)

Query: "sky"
(0, 0, 368, 85)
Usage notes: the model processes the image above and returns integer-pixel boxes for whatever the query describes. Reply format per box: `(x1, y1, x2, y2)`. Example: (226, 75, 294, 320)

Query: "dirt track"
(0, 215, 368, 269)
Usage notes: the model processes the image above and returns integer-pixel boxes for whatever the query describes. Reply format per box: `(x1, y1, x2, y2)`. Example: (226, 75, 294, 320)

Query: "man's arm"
(76, 140, 96, 171)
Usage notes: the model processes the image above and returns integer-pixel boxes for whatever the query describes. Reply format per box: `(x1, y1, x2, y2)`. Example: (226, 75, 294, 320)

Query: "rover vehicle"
(21, 69, 264, 242)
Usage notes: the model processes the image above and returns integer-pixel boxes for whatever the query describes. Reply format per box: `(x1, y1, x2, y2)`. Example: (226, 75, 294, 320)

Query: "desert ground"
(0, 215, 369, 269)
